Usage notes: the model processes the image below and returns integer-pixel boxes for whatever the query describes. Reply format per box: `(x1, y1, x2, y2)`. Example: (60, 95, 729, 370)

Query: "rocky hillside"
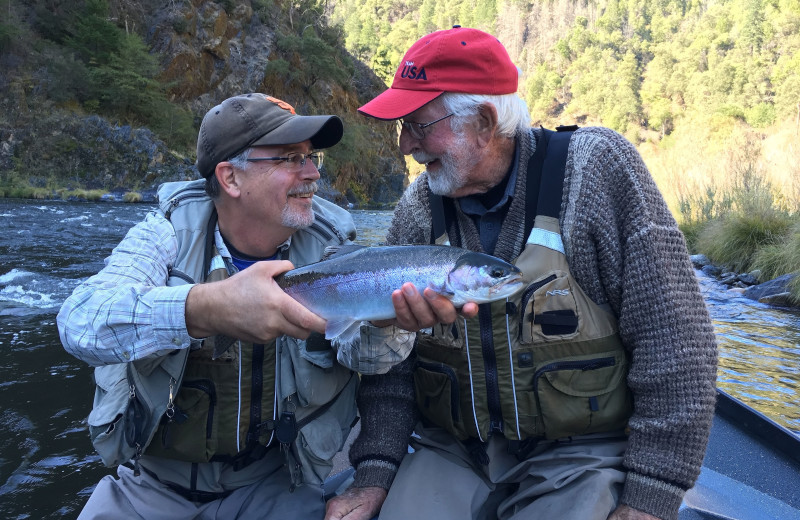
(0, 0, 407, 205)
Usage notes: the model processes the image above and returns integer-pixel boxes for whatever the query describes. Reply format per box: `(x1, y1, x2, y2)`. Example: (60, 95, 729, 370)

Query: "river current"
(1, 198, 798, 519)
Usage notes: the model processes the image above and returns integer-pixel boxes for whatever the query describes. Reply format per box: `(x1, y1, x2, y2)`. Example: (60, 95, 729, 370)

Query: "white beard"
(416, 132, 473, 196)
(281, 182, 317, 229)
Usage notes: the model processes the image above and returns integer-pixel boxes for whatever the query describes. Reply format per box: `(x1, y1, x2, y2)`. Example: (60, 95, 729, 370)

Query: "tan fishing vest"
(415, 214, 632, 442)
(415, 127, 633, 443)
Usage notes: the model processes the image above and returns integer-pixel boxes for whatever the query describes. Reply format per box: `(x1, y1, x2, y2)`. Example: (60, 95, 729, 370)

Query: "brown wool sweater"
(350, 126, 718, 520)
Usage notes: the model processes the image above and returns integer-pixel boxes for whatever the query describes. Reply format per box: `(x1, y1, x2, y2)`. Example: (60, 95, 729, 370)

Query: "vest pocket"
(414, 361, 467, 439)
(519, 271, 580, 344)
(88, 364, 136, 467)
(533, 352, 631, 439)
(151, 378, 218, 461)
(288, 373, 359, 486)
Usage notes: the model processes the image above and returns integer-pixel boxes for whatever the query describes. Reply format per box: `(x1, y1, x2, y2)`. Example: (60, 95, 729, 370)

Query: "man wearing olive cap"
(326, 27, 717, 520)
(57, 93, 421, 519)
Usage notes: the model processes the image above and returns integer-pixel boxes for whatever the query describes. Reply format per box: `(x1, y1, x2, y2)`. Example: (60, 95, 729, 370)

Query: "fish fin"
(320, 244, 366, 261)
(427, 281, 454, 299)
(325, 318, 361, 342)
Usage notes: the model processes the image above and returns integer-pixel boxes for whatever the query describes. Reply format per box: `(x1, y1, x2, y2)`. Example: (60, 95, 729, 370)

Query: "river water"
(1, 198, 798, 519)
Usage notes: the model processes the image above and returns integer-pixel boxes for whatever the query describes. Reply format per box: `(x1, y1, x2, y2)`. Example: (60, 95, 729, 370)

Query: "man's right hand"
(325, 486, 387, 520)
(185, 260, 326, 342)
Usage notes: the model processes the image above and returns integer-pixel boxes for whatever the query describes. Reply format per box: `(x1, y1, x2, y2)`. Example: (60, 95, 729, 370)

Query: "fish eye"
(490, 267, 505, 278)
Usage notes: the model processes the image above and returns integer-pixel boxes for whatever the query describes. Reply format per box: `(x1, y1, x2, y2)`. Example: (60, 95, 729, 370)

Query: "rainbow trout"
(279, 244, 523, 340)
(212, 245, 524, 358)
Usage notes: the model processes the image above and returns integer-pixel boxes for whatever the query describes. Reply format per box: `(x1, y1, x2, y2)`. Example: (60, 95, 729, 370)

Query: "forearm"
(350, 353, 418, 489)
(58, 282, 193, 366)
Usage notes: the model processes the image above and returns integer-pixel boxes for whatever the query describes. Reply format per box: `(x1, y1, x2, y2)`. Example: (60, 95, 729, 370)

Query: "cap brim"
(252, 115, 343, 150)
(358, 89, 444, 120)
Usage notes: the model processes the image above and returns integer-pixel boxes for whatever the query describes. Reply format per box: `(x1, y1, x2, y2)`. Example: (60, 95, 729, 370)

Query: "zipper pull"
(166, 378, 176, 422)
(132, 443, 143, 477)
(165, 198, 180, 219)
(276, 397, 297, 449)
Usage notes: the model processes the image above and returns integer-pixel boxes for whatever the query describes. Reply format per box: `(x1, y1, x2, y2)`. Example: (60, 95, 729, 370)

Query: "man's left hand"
(373, 282, 479, 331)
(607, 505, 661, 520)
(324, 486, 386, 520)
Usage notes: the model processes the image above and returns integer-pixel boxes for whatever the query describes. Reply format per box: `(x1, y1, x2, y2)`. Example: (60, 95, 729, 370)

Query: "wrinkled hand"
(185, 260, 326, 342)
(372, 282, 480, 331)
(607, 505, 660, 520)
(325, 486, 386, 520)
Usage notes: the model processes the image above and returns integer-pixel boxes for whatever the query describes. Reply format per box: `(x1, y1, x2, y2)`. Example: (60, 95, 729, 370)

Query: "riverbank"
(0, 183, 398, 209)
(692, 254, 799, 309)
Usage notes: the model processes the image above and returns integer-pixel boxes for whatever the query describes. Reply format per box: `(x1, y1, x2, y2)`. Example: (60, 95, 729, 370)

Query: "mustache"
(412, 152, 435, 165)
(287, 182, 318, 197)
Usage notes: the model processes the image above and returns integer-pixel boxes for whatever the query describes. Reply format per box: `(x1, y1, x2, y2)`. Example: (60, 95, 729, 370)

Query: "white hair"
(441, 92, 531, 138)
(226, 147, 253, 171)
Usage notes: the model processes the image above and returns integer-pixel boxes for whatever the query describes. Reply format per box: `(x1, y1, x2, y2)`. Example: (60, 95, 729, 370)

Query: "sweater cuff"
(351, 459, 399, 490)
(621, 471, 687, 520)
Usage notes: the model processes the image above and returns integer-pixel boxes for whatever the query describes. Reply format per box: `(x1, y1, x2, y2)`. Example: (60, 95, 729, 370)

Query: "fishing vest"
(414, 128, 633, 442)
(87, 179, 358, 487)
(142, 253, 282, 467)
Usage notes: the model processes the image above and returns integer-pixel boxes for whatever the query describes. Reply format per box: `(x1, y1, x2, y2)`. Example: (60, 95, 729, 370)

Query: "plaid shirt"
(57, 212, 195, 366)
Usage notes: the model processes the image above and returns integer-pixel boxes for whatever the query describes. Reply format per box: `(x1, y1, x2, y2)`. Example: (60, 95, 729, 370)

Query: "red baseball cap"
(358, 26, 519, 120)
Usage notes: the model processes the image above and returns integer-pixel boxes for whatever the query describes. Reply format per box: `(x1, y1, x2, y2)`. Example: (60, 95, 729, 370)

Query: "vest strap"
(140, 466, 234, 504)
(524, 129, 549, 240)
(536, 128, 574, 219)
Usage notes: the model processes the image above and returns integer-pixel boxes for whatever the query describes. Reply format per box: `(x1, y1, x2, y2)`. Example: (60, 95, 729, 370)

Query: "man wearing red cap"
(326, 27, 717, 520)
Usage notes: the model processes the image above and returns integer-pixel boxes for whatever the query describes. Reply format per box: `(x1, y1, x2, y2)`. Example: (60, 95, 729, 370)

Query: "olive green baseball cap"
(196, 93, 343, 178)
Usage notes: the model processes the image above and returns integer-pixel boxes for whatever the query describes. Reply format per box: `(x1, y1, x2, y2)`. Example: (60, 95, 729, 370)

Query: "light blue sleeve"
(56, 212, 195, 366)
(334, 324, 415, 375)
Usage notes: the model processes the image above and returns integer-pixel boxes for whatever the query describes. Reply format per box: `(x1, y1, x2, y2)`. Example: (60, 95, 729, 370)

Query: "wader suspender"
(536, 125, 577, 220)
(427, 125, 577, 441)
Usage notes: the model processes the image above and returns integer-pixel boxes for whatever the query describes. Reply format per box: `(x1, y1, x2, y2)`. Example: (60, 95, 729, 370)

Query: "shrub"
(751, 220, 800, 282)
(695, 208, 793, 273)
(122, 191, 142, 203)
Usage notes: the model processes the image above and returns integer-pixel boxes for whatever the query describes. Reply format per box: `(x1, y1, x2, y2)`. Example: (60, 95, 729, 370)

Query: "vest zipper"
(518, 274, 557, 338)
(478, 304, 504, 434)
(533, 357, 616, 392)
(167, 265, 195, 284)
(311, 213, 343, 242)
(247, 344, 265, 447)
(417, 361, 460, 423)
(164, 189, 208, 220)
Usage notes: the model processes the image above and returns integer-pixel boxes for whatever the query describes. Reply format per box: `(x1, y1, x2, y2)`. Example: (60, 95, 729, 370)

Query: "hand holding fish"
(377, 282, 480, 331)
(186, 260, 326, 343)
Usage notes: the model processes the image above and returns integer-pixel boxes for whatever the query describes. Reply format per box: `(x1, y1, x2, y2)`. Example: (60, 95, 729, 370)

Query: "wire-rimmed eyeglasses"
(400, 113, 455, 140)
(245, 151, 323, 171)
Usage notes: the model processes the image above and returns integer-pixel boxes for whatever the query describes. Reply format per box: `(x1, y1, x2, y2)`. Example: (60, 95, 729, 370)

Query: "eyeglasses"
(400, 113, 455, 140)
(245, 151, 323, 171)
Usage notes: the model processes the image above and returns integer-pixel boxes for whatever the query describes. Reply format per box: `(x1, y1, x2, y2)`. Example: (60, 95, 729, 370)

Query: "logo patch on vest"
(546, 289, 570, 296)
